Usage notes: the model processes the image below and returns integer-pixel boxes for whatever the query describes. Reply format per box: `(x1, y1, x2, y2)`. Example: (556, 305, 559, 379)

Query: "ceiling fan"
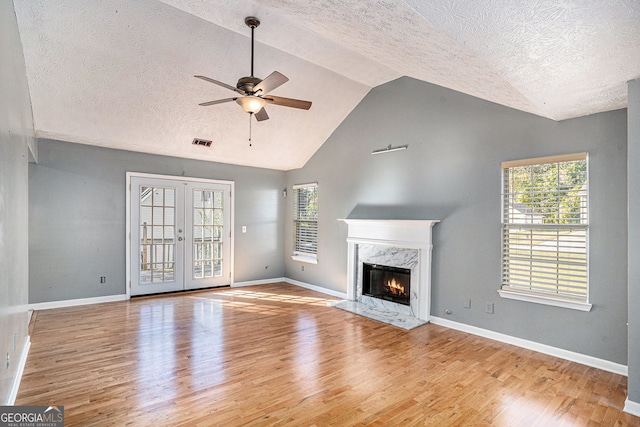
(195, 16, 312, 123)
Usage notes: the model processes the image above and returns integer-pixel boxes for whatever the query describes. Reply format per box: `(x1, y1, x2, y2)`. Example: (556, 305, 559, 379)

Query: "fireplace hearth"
(363, 263, 411, 306)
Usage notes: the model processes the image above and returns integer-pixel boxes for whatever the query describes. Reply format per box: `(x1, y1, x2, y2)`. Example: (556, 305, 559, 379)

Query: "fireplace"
(363, 263, 411, 306)
(339, 219, 439, 322)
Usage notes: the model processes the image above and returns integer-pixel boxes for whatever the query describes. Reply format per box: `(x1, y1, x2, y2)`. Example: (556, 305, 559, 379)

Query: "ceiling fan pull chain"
(249, 113, 253, 146)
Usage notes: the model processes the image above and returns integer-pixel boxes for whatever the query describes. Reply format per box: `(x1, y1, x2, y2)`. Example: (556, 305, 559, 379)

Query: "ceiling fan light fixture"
(236, 96, 266, 114)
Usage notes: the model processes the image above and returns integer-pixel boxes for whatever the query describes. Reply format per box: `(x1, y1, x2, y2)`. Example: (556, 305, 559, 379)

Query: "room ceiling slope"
(13, 0, 371, 170)
(13, 0, 640, 170)
(404, 0, 640, 120)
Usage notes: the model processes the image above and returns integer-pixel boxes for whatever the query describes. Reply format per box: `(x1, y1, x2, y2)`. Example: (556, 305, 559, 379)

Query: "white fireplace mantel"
(338, 219, 439, 322)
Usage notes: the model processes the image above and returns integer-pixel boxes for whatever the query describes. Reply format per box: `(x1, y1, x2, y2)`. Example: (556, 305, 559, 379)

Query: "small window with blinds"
(292, 183, 318, 263)
(500, 153, 591, 311)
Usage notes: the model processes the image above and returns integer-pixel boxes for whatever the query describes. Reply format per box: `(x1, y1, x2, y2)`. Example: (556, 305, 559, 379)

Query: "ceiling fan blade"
(198, 97, 237, 106)
(254, 107, 269, 122)
(194, 75, 244, 94)
(254, 71, 289, 95)
(263, 95, 312, 110)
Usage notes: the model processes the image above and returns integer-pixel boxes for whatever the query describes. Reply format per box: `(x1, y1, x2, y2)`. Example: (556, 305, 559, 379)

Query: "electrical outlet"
(485, 302, 494, 314)
(242, 226, 247, 233)
(301, 265, 305, 271)
(100, 276, 106, 283)
(464, 298, 471, 309)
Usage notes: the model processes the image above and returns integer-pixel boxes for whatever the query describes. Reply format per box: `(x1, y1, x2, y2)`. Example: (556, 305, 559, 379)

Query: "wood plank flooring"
(17, 283, 640, 426)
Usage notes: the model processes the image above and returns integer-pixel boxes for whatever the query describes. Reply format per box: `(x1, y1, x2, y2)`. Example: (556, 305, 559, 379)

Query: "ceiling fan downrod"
(245, 17, 260, 78)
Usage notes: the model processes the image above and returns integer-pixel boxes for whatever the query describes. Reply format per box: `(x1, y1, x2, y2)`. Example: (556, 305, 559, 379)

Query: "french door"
(129, 175, 232, 296)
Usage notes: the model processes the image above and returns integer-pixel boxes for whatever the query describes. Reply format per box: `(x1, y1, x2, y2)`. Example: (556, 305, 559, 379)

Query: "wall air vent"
(192, 138, 212, 147)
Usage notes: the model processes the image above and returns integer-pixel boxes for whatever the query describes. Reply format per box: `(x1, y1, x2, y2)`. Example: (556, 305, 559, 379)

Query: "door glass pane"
(214, 259, 222, 277)
(139, 186, 176, 284)
(194, 260, 202, 279)
(192, 189, 223, 279)
(141, 187, 153, 206)
(164, 226, 174, 241)
(165, 207, 174, 225)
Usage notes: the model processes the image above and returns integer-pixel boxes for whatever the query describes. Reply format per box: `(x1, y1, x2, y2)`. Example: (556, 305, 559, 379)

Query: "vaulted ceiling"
(13, 0, 640, 170)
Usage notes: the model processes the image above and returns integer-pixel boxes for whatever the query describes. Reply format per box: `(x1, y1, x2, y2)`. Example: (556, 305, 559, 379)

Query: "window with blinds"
(501, 153, 589, 305)
(293, 183, 318, 262)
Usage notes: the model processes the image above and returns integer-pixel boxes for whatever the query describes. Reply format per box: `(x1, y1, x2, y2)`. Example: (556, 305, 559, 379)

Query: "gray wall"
(29, 139, 286, 303)
(628, 78, 640, 404)
(285, 77, 628, 364)
(0, 0, 34, 404)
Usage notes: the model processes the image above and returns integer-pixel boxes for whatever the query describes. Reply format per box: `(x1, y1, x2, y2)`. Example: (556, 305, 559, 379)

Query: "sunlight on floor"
(181, 288, 337, 318)
(189, 288, 336, 306)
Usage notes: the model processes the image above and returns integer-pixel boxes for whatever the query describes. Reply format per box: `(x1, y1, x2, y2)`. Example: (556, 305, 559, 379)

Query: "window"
(292, 183, 318, 263)
(499, 153, 591, 311)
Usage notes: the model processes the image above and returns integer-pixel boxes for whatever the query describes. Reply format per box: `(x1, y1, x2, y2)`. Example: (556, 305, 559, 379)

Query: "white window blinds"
(501, 153, 588, 301)
(293, 183, 318, 259)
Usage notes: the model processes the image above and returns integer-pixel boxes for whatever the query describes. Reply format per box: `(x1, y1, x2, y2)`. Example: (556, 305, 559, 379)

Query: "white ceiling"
(13, 0, 640, 170)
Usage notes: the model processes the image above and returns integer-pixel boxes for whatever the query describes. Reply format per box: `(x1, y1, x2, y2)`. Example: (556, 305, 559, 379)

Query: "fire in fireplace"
(362, 263, 411, 306)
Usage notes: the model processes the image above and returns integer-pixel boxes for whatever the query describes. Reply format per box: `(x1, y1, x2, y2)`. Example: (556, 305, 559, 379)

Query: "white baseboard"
(624, 398, 640, 417)
(232, 278, 288, 288)
(29, 294, 128, 311)
(6, 336, 30, 405)
(430, 316, 627, 376)
(283, 278, 348, 300)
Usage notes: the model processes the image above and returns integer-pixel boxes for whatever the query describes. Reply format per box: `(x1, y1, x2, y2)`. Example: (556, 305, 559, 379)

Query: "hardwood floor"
(17, 283, 639, 426)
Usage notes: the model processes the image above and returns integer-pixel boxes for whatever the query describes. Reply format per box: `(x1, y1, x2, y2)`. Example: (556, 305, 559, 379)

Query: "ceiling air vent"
(192, 138, 212, 147)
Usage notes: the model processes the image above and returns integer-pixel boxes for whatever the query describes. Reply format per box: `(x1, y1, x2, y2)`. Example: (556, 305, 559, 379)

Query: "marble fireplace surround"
(339, 219, 439, 322)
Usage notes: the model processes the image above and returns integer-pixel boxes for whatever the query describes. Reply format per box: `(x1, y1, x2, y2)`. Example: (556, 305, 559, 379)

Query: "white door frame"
(125, 172, 235, 298)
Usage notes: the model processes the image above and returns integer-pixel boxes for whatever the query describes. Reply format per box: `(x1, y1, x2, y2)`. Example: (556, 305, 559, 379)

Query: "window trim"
(291, 253, 319, 264)
(499, 152, 591, 311)
(292, 182, 318, 264)
(497, 288, 592, 311)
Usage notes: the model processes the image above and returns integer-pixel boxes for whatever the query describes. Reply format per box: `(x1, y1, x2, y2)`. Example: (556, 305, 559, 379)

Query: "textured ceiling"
(13, 0, 640, 170)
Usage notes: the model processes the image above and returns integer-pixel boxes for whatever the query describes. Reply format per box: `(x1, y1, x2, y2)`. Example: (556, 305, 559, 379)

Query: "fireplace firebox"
(362, 263, 411, 306)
